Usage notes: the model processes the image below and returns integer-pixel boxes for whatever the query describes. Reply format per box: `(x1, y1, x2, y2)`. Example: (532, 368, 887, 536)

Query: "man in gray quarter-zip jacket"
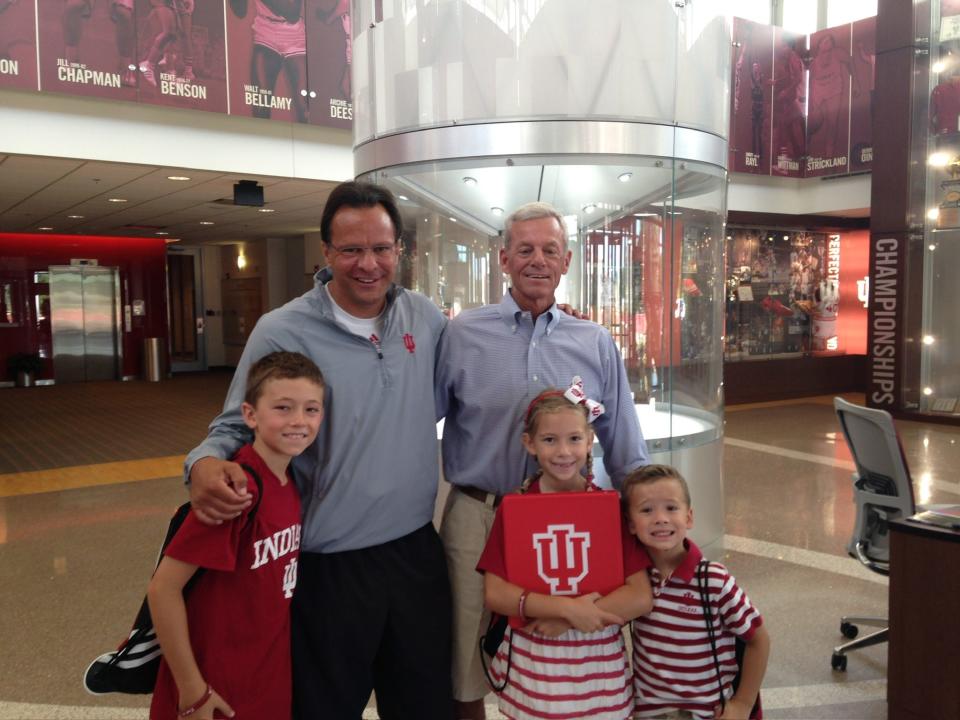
(184, 181, 454, 719)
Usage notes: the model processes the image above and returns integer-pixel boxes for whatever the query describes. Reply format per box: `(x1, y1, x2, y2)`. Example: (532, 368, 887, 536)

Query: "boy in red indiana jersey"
(148, 351, 325, 719)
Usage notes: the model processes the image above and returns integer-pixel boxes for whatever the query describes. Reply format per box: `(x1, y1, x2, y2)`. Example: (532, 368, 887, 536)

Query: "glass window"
(782, 0, 818, 35)
(719, 0, 770, 25)
(828, 0, 877, 27)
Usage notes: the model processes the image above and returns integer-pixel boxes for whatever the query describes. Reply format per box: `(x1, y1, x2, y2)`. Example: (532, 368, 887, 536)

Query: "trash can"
(143, 337, 167, 382)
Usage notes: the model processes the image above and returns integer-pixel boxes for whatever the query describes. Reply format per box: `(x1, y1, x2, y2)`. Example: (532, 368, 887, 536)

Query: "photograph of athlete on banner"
(304, 0, 351, 129)
(730, 18, 773, 175)
(226, 0, 307, 123)
(805, 24, 853, 177)
(0, 0, 39, 90)
(135, 0, 227, 113)
(770, 27, 806, 178)
(37, 0, 140, 100)
(849, 16, 875, 172)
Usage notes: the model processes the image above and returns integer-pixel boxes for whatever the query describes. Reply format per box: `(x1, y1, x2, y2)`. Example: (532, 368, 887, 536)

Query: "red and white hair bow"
(563, 376, 605, 423)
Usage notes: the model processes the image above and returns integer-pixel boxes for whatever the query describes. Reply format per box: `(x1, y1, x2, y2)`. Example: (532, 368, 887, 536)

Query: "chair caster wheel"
(840, 621, 859, 639)
(831, 652, 847, 671)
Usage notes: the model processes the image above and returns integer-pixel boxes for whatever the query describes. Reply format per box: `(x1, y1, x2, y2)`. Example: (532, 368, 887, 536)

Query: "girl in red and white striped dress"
(476, 385, 653, 720)
(622, 465, 770, 719)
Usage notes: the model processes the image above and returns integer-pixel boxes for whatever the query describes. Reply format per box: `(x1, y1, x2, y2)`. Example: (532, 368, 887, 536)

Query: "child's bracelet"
(518, 590, 530, 623)
(178, 685, 213, 717)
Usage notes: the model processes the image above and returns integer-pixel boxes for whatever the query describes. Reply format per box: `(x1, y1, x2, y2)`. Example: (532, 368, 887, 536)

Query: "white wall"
(0, 90, 353, 181)
(727, 172, 871, 216)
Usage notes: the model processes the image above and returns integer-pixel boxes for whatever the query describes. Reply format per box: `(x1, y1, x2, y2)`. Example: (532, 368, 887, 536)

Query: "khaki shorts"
(438, 486, 498, 702)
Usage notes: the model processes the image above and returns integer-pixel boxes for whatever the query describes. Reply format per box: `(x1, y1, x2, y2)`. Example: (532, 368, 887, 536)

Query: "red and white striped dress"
(488, 625, 634, 720)
(476, 480, 648, 720)
(630, 540, 763, 719)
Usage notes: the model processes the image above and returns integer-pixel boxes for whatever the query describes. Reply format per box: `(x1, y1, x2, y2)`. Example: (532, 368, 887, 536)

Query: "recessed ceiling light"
(166, 175, 191, 181)
(583, 203, 597, 214)
(257, 208, 275, 213)
(923, 387, 934, 396)
(617, 172, 633, 182)
(107, 198, 128, 203)
(155, 231, 169, 236)
(38, 226, 53, 231)
(67, 214, 84, 219)
(398, 195, 409, 201)
(462, 177, 478, 186)
(199, 221, 215, 225)
(449, 217, 458, 223)
(491, 207, 504, 216)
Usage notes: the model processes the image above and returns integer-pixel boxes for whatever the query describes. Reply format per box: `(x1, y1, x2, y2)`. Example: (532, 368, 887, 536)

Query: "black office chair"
(830, 397, 917, 672)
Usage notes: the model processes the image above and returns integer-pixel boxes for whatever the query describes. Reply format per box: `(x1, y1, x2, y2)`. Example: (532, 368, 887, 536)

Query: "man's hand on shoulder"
(188, 457, 252, 526)
(556, 303, 587, 320)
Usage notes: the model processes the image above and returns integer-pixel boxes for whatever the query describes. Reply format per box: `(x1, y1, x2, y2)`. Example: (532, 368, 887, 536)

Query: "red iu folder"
(499, 491, 625, 628)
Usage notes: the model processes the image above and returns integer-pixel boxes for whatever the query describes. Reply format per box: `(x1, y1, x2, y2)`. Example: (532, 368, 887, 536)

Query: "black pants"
(291, 523, 454, 720)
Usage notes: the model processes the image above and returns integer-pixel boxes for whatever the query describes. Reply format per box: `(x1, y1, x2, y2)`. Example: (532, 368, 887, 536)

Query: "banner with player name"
(729, 16, 876, 179)
(0, 0, 38, 90)
(729, 18, 774, 175)
(134, 0, 228, 113)
(2, 0, 351, 128)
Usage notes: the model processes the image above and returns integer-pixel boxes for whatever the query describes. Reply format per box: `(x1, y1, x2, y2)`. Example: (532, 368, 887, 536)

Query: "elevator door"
(50, 266, 120, 382)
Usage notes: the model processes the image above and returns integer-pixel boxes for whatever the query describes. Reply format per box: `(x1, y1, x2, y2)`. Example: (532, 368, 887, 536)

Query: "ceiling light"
(166, 175, 191, 181)
(155, 231, 169, 236)
(67, 214, 84, 219)
(237, 252, 247, 270)
(164, 237, 181, 243)
(199, 221, 215, 225)
(462, 177, 478, 186)
(38, 226, 53, 231)
(933, 60, 948, 74)
(257, 208, 275, 213)
(583, 203, 597, 214)
(929, 152, 950, 167)
(107, 198, 127, 203)
(449, 217, 458, 223)
(923, 387, 934, 396)
(929, 244, 937, 251)
(617, 172, 633, 182)
(927, 207, 940, 220)
(491, 207, 504, 216)
(633, 212, 656, 217)
(398, 195, 409, 201)
(923, 335, 936, 345)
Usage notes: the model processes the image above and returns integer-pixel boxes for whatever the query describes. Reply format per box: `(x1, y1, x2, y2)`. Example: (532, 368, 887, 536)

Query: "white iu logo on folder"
(532, 524, 591, 595)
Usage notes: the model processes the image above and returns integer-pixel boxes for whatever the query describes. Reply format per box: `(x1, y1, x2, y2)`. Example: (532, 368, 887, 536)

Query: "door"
(167, 248, 206, 372)
(50, 265, 120, 382)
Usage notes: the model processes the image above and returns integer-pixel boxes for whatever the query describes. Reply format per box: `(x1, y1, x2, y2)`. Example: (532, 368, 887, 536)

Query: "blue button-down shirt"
(435, 292, 649, 495)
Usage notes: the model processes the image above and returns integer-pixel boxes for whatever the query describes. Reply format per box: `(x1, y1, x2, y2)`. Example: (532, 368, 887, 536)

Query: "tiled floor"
(1, 379, 958, 719)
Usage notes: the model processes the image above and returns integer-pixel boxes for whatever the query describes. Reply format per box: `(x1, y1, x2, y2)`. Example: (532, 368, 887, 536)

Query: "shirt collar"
(498, 291, 561, 334)
(671, 538, 704, 583)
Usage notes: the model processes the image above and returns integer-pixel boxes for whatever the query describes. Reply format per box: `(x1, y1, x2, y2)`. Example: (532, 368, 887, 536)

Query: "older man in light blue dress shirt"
(435, 201, 650, 720)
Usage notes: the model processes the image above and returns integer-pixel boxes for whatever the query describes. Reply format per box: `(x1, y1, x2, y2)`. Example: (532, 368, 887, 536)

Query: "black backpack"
(83, 464, 263, 695)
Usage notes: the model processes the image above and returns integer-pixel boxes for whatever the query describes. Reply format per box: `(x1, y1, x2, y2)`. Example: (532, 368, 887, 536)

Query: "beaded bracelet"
(178, 685, 213, 718)
(518, 590, 530, 624)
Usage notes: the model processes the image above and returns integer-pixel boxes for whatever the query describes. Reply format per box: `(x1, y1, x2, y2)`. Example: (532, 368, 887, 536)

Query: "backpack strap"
(697, 559, 727, 714)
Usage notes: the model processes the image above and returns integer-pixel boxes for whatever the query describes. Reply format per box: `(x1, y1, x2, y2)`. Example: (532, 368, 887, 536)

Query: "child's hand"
(714, 697, 752, 720)
(526, 618, 571, 637)
(193, 687, 234, 719)
(563, 592, 625, 633)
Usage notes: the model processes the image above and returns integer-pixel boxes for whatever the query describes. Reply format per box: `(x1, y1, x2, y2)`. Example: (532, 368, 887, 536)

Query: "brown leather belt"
(457, 484, 502, 507)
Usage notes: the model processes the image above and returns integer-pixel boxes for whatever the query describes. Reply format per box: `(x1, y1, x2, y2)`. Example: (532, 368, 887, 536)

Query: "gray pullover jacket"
(185, 269, 447, 553)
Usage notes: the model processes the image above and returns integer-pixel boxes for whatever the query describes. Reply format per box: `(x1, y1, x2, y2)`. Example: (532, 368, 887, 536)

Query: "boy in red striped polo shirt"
(623, 465, 770, 719)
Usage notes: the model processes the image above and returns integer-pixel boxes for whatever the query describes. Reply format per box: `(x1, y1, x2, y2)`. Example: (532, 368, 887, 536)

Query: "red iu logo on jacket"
(403, 333, 416, 353)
